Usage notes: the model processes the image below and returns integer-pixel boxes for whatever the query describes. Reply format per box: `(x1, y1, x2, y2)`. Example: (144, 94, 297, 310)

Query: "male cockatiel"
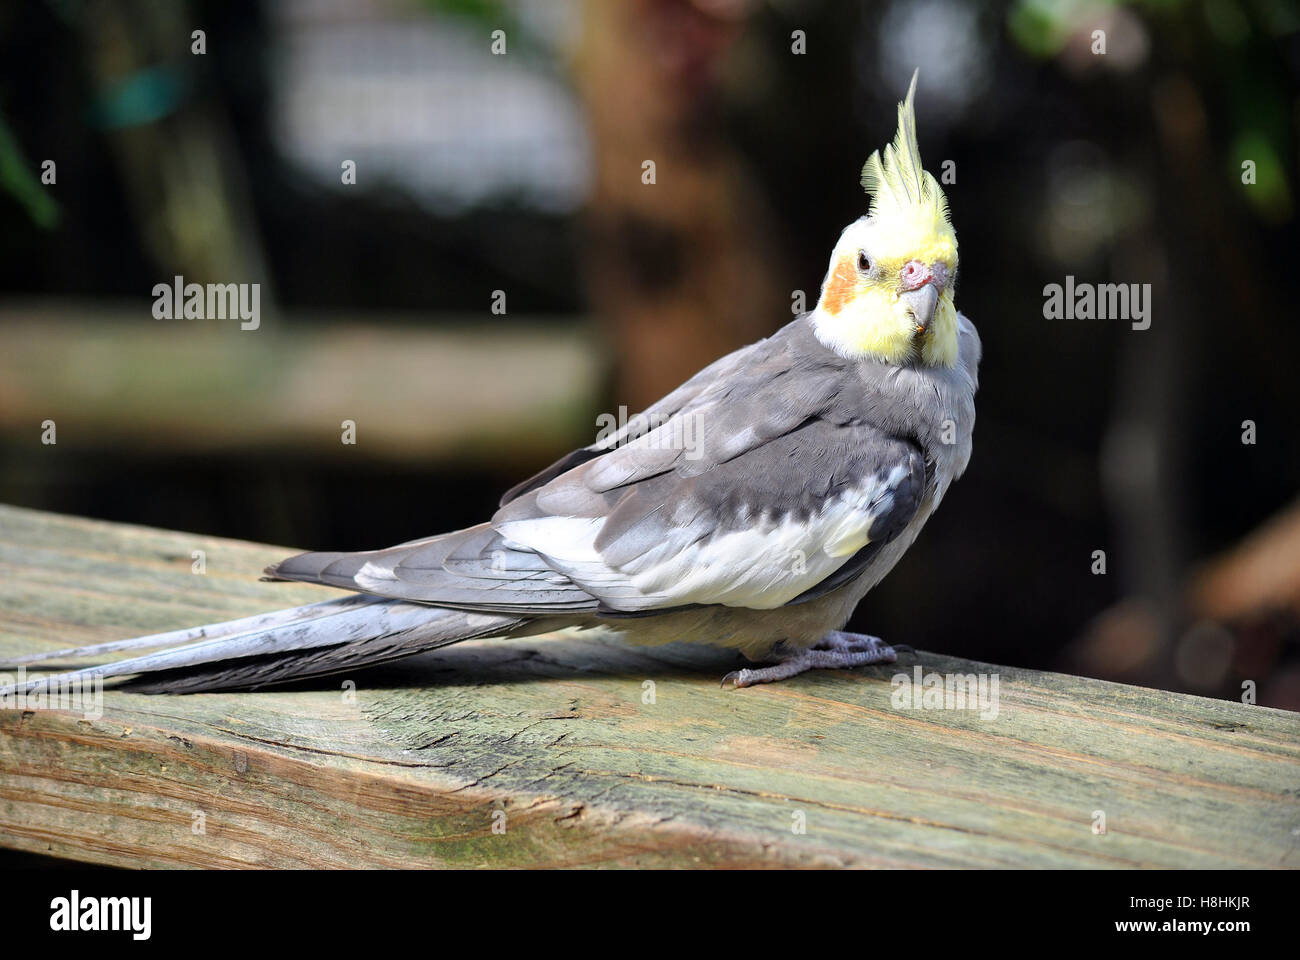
(5, 76, 978, 695)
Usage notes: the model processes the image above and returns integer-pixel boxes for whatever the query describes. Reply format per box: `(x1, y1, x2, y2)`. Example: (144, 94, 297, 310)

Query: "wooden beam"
(0, 504, 1297, 867)
(0, 306, 600, 465)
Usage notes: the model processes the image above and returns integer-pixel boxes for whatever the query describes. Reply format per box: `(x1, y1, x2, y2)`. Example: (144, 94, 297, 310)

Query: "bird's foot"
(721, 631, 899, 688)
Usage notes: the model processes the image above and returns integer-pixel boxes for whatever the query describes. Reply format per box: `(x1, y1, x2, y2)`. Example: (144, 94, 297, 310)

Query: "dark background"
(1, 0, 1297, 707)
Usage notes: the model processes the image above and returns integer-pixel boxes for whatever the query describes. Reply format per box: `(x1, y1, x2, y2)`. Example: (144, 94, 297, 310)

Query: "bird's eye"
(857, 251, 871, 273)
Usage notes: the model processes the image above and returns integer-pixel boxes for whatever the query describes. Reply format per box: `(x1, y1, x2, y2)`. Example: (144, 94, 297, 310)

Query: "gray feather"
(27, 312, 978, 692)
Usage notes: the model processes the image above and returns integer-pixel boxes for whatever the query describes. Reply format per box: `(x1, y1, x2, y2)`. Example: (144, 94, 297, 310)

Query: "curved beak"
(901, 284, 939, 335)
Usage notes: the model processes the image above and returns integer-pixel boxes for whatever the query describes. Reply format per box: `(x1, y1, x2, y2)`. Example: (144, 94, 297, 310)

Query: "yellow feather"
(921, 295, 959, 367)
(859, 71, 956, 263)
(814, 71, 961, 367)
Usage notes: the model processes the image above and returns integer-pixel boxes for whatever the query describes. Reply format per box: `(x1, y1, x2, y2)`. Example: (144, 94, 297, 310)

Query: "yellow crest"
(813, 73, 961, 367)
(859, 71, 956, 264)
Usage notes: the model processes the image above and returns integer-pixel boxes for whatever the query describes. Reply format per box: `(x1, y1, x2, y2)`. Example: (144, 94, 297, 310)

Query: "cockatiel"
(4, 75, 978, 695)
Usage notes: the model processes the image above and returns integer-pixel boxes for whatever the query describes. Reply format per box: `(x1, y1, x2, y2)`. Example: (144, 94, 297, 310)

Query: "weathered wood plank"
(0, 306, 599, 464)
(0, 503, 1297, 868)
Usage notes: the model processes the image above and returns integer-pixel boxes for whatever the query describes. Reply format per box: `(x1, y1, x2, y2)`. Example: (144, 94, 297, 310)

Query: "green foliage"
(0, 113, 58, 229)
(1233, 130, 1292, 220)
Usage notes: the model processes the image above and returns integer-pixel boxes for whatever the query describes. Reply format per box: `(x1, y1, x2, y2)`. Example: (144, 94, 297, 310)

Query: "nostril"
(900, 259, 929, 290)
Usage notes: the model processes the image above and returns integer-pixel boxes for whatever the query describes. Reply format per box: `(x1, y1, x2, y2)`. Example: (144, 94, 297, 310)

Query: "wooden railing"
(1, 504, 1296, 867)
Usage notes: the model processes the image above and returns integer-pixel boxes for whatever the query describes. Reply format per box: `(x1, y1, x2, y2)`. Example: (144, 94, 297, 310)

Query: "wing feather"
(270, 317, 927, 617)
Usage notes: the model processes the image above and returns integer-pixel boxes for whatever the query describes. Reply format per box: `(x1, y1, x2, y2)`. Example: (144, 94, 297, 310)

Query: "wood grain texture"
(0, 503, 1297, 868)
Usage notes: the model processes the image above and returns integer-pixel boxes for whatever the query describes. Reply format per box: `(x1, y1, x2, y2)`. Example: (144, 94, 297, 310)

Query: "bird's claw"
(721, 631, 899, 688)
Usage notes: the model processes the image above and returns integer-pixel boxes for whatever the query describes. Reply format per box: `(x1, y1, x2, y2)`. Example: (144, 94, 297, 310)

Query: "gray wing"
(271, 318, 925, 615)
(268, 524, 599, 614)
(497, 334, 766, 507)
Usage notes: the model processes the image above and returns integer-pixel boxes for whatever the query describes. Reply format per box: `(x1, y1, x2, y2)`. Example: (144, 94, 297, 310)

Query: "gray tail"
(0, 596, 525, 695)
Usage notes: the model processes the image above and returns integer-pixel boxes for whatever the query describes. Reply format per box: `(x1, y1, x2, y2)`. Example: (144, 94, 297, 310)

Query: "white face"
(812, 217, 960, 367)
(833, 218, 878, 265)
(828, 217, 955, 294)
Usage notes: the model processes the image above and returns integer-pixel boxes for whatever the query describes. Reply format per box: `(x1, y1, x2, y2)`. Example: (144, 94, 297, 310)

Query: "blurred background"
(0, 0, 1297, 707)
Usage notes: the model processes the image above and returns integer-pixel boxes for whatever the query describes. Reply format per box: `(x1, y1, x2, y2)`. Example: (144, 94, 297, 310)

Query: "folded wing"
(270, 319, 926, 615)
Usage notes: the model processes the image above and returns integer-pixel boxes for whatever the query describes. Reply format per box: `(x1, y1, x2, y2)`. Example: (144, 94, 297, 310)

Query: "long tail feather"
(0, 598, 524, 696)
(0, 595, 374, 668)
(122, 609, 522, 693)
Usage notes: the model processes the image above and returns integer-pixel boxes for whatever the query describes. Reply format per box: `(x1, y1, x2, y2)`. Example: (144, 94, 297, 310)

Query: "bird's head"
(812, 73, 959, 367)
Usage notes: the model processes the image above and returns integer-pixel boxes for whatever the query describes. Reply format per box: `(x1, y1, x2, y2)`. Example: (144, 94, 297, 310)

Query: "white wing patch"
(355, 560, 397, 592)
(497, 465, 908, 611)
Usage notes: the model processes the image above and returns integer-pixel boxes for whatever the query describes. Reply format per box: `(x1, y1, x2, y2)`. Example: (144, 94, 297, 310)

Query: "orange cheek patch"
(821, 256, 857, 315)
